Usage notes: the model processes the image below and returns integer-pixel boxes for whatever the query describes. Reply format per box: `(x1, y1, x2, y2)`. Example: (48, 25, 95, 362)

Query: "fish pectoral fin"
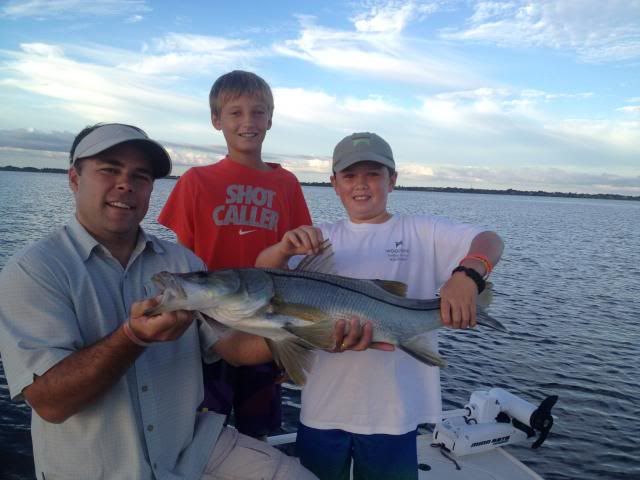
(283, 320, 335, 350)
(270, 301, 331, 324)
(399, 337, 447, 368)
(371, 279, 408, 297)
(194, 311, 230, 336)
(266, 338, 314, 386)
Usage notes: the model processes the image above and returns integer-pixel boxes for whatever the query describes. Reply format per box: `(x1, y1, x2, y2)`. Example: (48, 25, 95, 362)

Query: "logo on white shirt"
(387, 239, 409, 262)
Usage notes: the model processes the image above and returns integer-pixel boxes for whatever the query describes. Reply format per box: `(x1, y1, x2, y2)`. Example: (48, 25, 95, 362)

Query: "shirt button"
(147, 425, 154, 432)
(141, 385, 148, 392)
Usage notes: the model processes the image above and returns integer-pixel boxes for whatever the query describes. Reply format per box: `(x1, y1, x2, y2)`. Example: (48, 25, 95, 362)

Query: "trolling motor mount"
(433, 388, 558, 456)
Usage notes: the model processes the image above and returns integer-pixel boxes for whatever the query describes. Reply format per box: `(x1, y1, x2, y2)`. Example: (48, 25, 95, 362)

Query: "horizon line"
(1, 165, 638, 201)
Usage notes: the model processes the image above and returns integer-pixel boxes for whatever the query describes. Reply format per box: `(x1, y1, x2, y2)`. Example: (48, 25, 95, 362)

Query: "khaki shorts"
(203, 427, 318, 480)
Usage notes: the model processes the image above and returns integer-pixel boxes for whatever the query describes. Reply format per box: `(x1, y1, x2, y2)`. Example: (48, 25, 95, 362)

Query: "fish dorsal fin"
(371, 279, 408, 297)
(294, 239, 336, 274)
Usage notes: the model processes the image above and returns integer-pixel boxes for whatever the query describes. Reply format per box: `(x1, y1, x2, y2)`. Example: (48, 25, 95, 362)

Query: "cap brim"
(333, 152, 395, 172)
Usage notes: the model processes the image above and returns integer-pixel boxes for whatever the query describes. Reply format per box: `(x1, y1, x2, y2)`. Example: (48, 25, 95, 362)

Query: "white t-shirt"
(299, 214, 484, 434)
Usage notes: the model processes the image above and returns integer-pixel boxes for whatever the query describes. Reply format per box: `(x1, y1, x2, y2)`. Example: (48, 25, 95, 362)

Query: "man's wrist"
(122, 321, 151, 347)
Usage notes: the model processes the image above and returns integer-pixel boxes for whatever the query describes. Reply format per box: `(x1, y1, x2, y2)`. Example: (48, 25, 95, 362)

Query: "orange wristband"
(460, 254, 493, 278)
(123, 321, 150, 347)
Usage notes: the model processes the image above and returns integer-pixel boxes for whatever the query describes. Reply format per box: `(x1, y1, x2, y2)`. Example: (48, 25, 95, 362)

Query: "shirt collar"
(67, 216, 165, 262)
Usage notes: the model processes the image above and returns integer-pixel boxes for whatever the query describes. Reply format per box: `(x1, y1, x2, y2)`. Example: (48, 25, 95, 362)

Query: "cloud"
(125, 14, 143, 23)
(128, 33, 258, 76)
(1, 42, 209, 140)
(273, 154, 332, 175)
(351, 0, 438, 34)
(618, 105, 640, 113)
(442, 0, 640, 63)
(1, 0, 150, 19)
(0, 128, 73, 152)
(163, 143, 226, 170)
(273, 9, 482, 89)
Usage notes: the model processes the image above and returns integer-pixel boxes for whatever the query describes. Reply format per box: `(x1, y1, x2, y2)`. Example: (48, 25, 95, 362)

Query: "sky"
(0, 0, 638, 195)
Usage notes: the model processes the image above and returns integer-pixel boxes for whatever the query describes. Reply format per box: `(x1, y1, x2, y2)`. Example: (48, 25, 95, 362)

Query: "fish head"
(145, 270, 243, 316)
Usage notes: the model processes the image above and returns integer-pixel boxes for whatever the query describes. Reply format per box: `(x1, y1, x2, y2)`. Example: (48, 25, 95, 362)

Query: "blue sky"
(0, 0, 638, 195)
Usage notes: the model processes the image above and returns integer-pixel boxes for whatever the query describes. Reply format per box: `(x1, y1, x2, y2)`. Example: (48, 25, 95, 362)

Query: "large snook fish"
(145, 245, 506, 385)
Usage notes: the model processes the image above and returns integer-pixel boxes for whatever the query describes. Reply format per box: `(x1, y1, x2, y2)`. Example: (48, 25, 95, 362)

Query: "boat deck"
(417, 435, 543, 479)
(268, 432, 544, 479)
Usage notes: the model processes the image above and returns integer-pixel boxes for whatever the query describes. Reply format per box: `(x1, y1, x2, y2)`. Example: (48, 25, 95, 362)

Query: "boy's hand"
(331, 317, 395, 352)
(255, 225, 324, 268)
(438, 273, 478, 329)
(279, 226, 324, 256)
(128, 297, 194, 343)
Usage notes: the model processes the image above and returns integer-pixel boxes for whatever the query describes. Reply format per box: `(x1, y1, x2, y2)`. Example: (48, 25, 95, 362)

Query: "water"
(1, 171, 639, 480)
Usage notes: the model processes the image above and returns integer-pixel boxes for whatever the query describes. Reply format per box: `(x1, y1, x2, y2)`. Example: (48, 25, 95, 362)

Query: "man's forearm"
(23, 325, 143, 423)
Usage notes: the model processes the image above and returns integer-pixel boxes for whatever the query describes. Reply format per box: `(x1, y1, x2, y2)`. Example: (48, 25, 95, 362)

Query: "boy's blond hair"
(209, 70, 274, 117)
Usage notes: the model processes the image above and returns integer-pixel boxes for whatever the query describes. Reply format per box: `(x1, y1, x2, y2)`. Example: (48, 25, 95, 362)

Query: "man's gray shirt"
(0, 217, 224, 479)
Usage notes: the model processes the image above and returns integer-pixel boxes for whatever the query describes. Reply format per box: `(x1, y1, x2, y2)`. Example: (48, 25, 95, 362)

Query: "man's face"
(69, 143, 154, 246)
(212, 94, 272, 158)
(331, 161, 397, 224)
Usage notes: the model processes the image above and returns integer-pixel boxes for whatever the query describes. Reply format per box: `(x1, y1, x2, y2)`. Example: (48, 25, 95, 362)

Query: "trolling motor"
(433, 388, 558, 456)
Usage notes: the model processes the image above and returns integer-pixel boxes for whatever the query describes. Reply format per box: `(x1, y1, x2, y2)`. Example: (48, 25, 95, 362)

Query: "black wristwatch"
(451, 266, 486, 294)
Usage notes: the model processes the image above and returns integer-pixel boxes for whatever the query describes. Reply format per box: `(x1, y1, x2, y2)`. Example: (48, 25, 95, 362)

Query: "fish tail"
(399, 336, 447, 368)
(476, 307, 508, 332)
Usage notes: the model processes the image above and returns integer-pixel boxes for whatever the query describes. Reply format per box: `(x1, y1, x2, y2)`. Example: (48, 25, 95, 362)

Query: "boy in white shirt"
(256, 132, 504, 480)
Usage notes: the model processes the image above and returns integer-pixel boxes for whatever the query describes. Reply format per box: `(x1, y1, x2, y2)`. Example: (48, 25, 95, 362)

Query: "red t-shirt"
(158, 157, 312, 269)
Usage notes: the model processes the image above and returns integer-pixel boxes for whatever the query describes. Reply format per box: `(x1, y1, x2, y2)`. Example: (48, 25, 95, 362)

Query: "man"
(0, 123, 378, 479)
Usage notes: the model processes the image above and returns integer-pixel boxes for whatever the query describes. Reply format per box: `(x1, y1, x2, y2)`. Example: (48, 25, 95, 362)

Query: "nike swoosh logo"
(239, 229, 257, 236)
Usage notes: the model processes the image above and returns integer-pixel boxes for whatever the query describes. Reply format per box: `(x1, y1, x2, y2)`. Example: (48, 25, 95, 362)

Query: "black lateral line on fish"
(265, 270, 441, 312)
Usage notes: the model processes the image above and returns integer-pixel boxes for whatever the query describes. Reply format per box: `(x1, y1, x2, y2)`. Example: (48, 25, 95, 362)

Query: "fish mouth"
(144, 272, 188, 316)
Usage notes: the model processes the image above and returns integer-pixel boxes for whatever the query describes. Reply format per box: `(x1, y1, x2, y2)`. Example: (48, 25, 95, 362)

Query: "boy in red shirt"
(158, 70, 312, 438)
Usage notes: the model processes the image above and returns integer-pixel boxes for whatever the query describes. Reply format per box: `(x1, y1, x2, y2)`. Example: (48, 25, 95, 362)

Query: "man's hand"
(438, 273, 478, 329)
(128, 297, 194, 344)
(331, 317, 395, 352)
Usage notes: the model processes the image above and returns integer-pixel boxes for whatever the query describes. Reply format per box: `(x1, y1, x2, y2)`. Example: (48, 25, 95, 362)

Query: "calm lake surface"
(1, 171, 639, 480)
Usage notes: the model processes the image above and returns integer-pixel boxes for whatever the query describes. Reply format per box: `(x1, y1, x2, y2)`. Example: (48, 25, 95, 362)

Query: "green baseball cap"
(332, 132, 395, 172)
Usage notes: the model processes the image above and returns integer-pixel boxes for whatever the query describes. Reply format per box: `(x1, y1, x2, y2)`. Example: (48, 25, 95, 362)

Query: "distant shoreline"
(2, 165, 638, 201)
